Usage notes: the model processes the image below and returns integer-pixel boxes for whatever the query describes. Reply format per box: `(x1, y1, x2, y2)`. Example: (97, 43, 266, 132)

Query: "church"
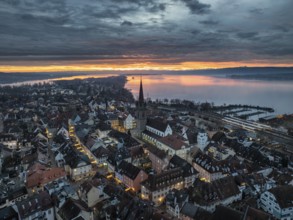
(134, 77, 147, 138)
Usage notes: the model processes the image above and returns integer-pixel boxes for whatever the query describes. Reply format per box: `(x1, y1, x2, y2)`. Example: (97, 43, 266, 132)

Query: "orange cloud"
(0, 60, 292, 72)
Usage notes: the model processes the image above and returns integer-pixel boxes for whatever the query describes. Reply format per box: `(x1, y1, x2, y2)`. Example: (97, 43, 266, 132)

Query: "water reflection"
(125, 75, 293, 114)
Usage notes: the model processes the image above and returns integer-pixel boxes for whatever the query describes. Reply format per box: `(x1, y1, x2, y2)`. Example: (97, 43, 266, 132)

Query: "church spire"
(138, 76, 144, 103)
(135, 75, 147, 138)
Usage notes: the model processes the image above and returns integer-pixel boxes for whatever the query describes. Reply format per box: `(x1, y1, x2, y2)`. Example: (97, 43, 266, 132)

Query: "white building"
(57, 127, 70, 140)
(0, 134, 18, 149)
(259, 186, 293, 220)
(61, 145, 93, 181)
(145, 118, 173, 137)
(156, 135, 191, 159)
(124, 114, 136, 130)
(65, 159, 92, 181)
(142, 118, 173, 146)
(54, 151, 65, 167)
(79, 182, 109, 208)
(197, 130, 208, 151)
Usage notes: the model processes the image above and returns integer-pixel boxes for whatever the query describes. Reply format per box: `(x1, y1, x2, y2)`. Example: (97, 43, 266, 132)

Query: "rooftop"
(158, 134, 188, 150)
(269, 185, 293, 209)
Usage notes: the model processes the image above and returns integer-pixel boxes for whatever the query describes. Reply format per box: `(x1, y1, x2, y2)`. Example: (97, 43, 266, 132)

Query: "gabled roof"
(244, 206, 272, 220)
(141, 168, 183, 191)
(16, 191, 53, 218)
(169, 155, 198, 177)
(96, 121, 111, 131)
(147, 144, 168, 160)
(58, 198, 90, 220)
(0, 206, 19, 220)
(185, 128, 198, 144)
(211, 132, 226, 142)
(8, 187, 28, 200)
(212, 205, 242, 220)
(158, 134, 188, 150)
(166, 188, 189, 209)
(146, 118, 169, 132)
(26, 162, 66, 188)
(269, 185, 293, 209)
(109, 130, 140, 148)
(189, 176, 240, 206)
(93, 146, 110, 158)
(130, 146, 144, 158)
(193, 151, 230, 173)
(181, 202, 199, 218)
(61, 144, 91, 168)
(118, 161, 142, 180)
(79, 180, 100, 195)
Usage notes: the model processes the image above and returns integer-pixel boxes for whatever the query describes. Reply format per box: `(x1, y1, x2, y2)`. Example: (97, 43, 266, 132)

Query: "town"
(0, 75, 292, 220)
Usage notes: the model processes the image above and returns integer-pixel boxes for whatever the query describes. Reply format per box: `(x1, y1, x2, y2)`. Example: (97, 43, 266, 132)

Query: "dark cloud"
(111, 0, 166, 12)
(190, 30, 201, 35)
(181, 0, 211, 14)
(1, 0, 20, 6)
(273, 25, 291, 33)
(148, 3, 166, 13)
(121, 20, 133, 26)
(249, 8, 264, 15)
(0, 0, 292, 65)
(199, 19, 219, 26)
(237, 32, 258, 39)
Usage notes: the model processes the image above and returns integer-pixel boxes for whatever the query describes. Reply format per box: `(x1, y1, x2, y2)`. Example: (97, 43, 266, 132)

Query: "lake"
(1, 73, 292, 115)
(125, 74, 293, 115)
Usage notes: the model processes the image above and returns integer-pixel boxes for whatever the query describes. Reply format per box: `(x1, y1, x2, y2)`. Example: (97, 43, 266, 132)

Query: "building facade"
(197, 130, 208, 151)
(259, 186, 293, 220)
(141, 168, 185, 206)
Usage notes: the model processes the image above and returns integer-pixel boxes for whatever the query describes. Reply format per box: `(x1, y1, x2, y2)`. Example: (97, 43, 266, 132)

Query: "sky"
(0, 0, 293, 72)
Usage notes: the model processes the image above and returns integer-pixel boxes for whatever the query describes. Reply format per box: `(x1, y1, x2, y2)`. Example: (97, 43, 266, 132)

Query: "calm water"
(125, 75, 293, 115)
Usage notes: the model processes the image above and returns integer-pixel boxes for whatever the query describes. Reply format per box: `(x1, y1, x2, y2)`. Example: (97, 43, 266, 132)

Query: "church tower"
(135, 77, 147, 138)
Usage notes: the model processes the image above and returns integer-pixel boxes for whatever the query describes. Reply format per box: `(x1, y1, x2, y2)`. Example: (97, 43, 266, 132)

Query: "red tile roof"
(26, 162, 66, 188)
(158, 135, 187, 150)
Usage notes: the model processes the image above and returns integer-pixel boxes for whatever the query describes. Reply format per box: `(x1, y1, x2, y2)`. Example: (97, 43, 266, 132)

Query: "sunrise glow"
(1, 61, 292, 73)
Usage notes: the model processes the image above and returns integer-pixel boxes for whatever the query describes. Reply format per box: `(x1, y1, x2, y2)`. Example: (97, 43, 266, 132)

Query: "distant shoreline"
(1, 67, 293, 85)
(227, 72, 293, 81)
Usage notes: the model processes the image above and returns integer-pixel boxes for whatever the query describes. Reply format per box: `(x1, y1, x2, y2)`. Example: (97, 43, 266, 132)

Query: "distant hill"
(0, 71, 90, 84)
(126, 67, 293, 76)
(170, 67, 293, 75)
(146, 67, 293, 80)
(1, 67, 293, 84)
